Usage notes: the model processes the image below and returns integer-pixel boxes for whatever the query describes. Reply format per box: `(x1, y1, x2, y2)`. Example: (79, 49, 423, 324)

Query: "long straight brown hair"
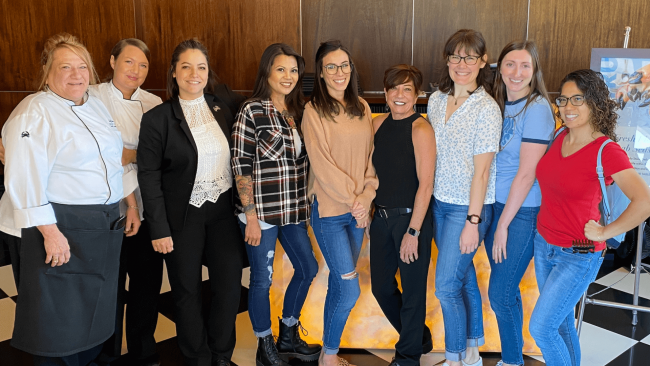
(493, 40, 551, 117)
(310, 40, 365, 121)
(250, 43, 305, 122)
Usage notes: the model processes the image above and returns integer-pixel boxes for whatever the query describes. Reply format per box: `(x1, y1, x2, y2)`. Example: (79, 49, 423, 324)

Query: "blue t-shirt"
(495, 96, 555, 207)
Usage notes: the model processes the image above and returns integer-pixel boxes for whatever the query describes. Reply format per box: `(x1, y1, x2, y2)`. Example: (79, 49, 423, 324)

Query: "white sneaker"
(461, 356, 482, 366)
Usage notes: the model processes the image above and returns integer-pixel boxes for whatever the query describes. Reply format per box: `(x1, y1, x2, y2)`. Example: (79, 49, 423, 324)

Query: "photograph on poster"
(591, 48, 650, 186)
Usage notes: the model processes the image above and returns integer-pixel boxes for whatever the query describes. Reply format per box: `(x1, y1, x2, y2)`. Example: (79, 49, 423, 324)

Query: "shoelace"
(295, 321, 310, 346)
(265, 337, 283, 363)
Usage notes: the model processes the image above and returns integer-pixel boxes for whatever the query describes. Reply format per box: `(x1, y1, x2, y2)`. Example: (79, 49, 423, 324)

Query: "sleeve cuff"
(122, 166, 139, 197)
(356, 190, 376, 211)
(14, 203, 57, 229)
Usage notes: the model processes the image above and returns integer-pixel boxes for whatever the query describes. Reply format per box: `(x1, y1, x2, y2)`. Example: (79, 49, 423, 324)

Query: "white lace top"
(179, 95, 233, 207)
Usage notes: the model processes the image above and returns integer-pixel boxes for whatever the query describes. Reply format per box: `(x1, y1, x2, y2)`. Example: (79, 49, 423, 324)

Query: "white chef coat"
(2, 90, 124, 229)
(88, 82, 162, 219)
(0, 194, 20, 237)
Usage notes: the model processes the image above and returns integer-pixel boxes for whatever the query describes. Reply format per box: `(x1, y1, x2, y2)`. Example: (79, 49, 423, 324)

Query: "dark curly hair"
(557, 69, 619, 141)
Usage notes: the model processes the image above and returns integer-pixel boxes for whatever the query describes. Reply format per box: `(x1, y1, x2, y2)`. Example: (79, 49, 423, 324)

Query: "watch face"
(468, 215, 480, 224)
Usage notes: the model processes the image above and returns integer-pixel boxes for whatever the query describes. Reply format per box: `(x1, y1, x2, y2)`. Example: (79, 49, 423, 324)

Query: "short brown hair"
(383, 64, 423, 94)
(38, 33, 98, 91)
(437, 29, 492, 95)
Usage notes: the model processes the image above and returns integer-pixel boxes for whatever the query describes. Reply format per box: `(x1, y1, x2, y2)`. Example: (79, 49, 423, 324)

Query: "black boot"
(257, 334, 290, 366)
(276, 319, 322, 362)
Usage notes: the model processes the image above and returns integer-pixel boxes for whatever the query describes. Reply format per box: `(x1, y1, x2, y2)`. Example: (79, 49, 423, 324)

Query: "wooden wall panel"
(529, 0, 650, 93)
(137, 0, 301, 92)
(413, 0, 528, 90)
(302, 0, 413, 92)
(0, 0, 136, 91)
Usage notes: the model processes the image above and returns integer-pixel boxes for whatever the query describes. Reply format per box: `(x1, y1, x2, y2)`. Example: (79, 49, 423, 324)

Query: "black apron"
(12, 202, 123, 357)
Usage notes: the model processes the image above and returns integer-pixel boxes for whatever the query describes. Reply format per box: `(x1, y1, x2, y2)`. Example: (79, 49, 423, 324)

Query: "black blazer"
(137, 91, 243, 240)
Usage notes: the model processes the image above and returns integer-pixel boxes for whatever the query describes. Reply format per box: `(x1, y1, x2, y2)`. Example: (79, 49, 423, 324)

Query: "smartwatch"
(407, 227, 420, 237)
(466, 214, 482, 225)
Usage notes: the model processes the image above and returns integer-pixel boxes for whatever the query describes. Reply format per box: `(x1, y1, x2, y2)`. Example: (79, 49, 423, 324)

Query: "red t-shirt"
(536, 130, 633, 251)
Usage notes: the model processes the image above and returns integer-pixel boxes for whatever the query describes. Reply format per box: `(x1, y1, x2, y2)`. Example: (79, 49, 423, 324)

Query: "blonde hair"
(38, 33, 99, 91)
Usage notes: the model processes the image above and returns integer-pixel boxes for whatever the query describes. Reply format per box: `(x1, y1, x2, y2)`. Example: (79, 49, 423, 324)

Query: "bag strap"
(597, 139, 614, 223)
(546, 126, 567, 151)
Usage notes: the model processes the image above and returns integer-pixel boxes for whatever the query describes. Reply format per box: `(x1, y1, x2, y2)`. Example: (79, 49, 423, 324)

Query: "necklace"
(450, 94, 469, 105)
(281, 110, 296, 129)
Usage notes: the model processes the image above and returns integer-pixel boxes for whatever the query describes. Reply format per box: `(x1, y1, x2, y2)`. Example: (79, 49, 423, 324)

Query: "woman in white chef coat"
(0, 142, 21, 288)
(88, 38, 164, 366)
(3, 33, 126, 366)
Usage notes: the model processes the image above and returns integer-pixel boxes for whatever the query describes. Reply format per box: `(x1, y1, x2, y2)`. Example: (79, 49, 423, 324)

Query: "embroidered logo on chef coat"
(21, 131, 30, 138)
(108, 119, 117, 128)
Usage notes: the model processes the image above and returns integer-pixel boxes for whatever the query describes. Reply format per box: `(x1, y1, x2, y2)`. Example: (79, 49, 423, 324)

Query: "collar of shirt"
(47, 87, 89, 106)
(110, 80, 142, 101)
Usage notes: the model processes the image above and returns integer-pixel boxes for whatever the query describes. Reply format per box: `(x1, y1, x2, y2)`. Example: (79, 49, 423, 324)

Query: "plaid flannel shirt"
(231, 99, 309, 226)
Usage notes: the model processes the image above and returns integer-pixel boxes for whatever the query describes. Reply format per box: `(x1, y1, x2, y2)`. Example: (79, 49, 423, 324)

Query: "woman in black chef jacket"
(137, 39, 245, 366)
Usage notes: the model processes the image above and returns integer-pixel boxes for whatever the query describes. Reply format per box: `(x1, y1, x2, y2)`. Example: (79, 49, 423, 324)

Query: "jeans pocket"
(559, 247, 592, 262)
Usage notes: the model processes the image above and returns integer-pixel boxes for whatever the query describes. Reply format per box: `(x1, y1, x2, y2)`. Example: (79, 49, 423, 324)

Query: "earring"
(385, 103, 390, 113)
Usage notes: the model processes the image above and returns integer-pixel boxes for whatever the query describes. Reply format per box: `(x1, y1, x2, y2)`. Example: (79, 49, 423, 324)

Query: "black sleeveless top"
(373, 112, 420, 208)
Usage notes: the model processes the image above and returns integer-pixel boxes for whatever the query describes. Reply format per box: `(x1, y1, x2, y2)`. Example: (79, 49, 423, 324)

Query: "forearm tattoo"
(235, 175, 256, 215)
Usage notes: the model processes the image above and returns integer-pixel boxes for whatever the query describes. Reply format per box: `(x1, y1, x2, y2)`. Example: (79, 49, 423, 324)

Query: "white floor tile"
(0, 265, 17, 297)
(202, 265, 209, 281)
(242, 267, 250, 289)
(578, 322, 637, 366)
(641, 333, 650, 346)
(419, 352, 446, 366)
(368, 349, 393, 362)
(0, 298, 16, 342)
(231, 312, 258, 366)
(154, 312, 177, 342)
(525, 353, 545, 363)
(160, 261, 171, 294)
(594, 267, 650, 300)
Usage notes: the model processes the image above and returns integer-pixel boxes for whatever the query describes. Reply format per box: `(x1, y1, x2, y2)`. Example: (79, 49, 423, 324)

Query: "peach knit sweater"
(302, 98, 378, 218)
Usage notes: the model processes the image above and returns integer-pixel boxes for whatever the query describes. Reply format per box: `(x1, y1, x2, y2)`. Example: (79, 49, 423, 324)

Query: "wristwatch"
(407, 227, 420, 237)
(466, 214, 482, 225)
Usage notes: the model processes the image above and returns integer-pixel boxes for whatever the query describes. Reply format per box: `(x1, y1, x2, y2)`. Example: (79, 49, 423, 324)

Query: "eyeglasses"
(555, 95, 585, 107)
(323, 63, 352, 75)
(447, 55, 480, 65)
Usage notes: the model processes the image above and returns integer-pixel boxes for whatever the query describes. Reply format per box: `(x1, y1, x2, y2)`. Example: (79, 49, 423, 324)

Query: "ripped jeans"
(240, 220, 319, 337)
(310, 198, 364, 355)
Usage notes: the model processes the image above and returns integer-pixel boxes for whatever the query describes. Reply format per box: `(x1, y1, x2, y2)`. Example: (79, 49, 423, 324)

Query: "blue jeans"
(239, 220, 319, 337)
(484, 202, 539, 365)
(310, 198, 364, 355)
(530, 232, 604, 366)
(432, 198, 492, 362)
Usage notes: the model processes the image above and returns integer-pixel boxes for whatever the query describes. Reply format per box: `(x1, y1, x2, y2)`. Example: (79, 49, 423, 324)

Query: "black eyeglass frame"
(322, 63, 353, 75)
(555, 95, 586, 107)
(447, 54, 481, 65)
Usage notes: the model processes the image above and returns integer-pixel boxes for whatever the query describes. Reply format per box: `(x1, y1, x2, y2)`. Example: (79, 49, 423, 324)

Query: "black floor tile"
(582, 283, 650, 341)
(0, 339, 33, 365)
(604, 341, 650, 366)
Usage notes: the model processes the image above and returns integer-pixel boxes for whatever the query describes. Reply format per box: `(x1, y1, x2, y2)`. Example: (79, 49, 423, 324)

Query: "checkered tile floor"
(0, 259, 649, 365)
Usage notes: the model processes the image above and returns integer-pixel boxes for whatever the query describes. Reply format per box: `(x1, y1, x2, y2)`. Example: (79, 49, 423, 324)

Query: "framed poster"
(591, 48, 650, 185)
